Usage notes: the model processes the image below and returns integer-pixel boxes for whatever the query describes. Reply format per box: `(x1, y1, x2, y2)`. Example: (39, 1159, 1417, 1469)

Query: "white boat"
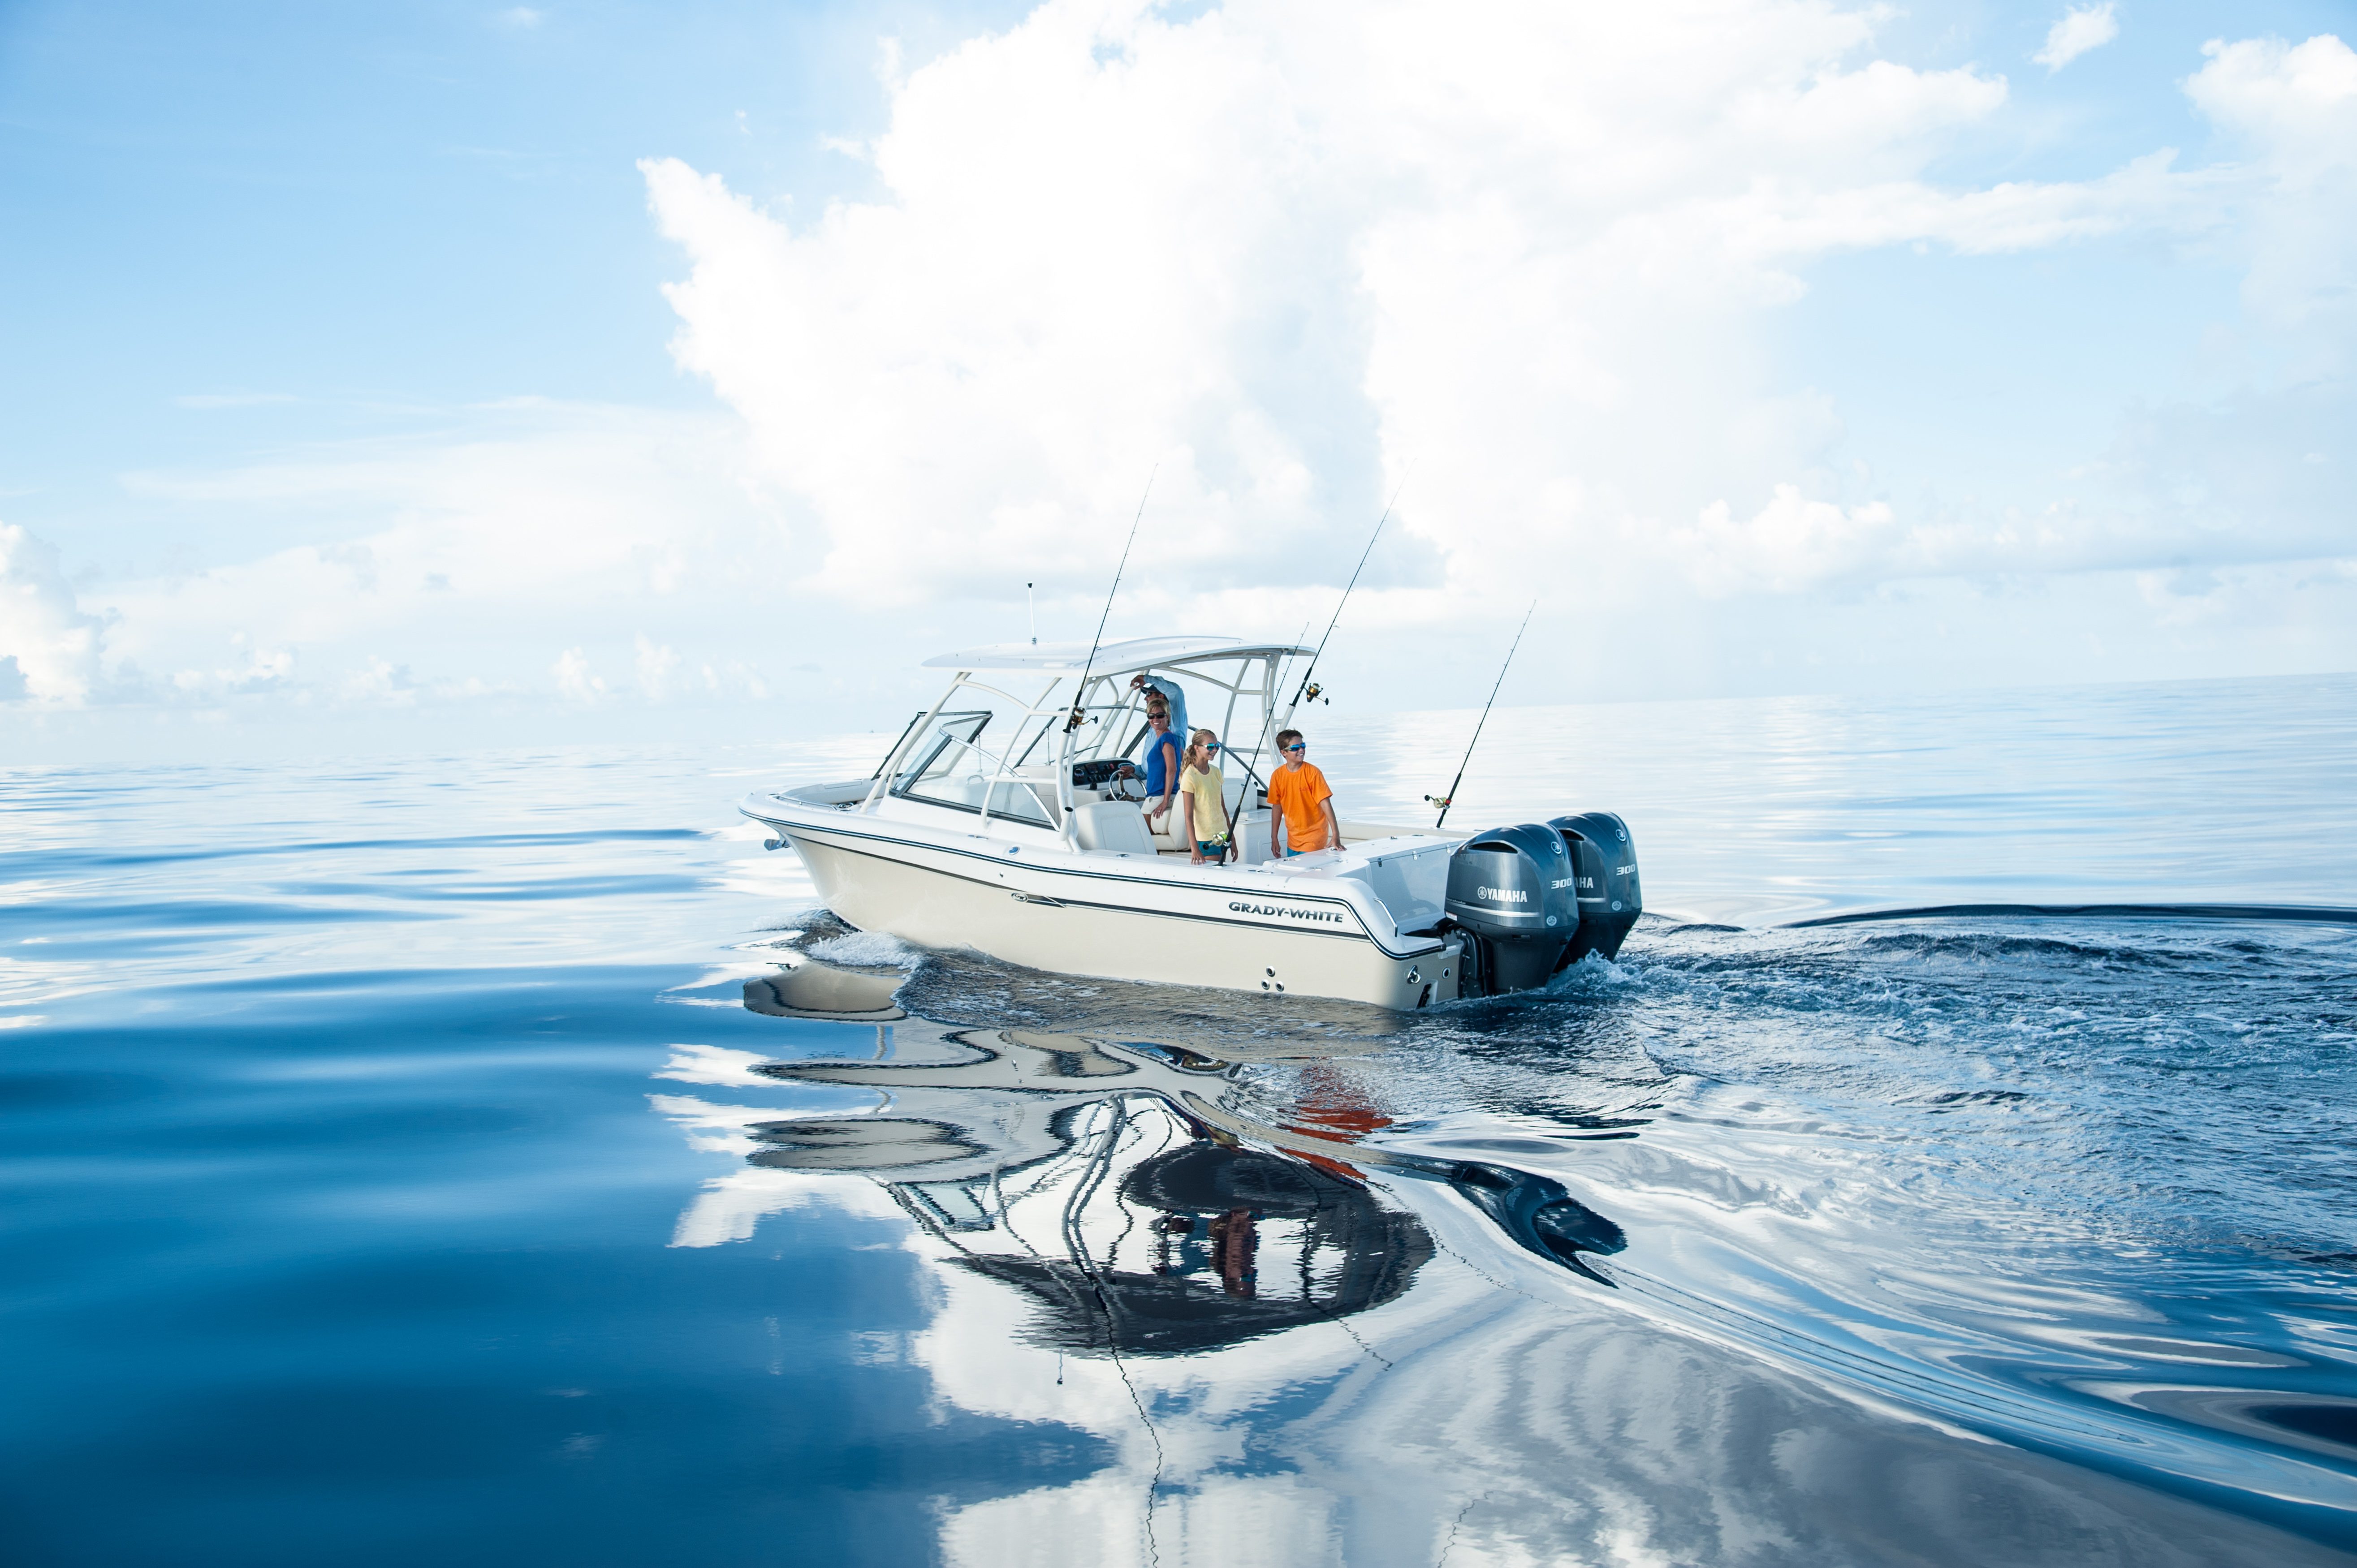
(739, 636, 1642, 1008)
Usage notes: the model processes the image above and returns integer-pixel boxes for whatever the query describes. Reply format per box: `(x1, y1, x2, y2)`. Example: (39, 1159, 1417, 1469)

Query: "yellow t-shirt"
(1179, 763, 1228, 844)
(1265, 762, 1333, 852)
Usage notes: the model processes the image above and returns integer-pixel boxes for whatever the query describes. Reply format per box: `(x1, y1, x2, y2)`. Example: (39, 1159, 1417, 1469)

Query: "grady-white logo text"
(1230, 901, 1346, 925)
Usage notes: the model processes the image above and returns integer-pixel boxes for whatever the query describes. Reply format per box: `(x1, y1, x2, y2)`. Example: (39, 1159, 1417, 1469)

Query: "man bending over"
(1266, 729, 1342, 858)
(1129, 672, 1187, 748)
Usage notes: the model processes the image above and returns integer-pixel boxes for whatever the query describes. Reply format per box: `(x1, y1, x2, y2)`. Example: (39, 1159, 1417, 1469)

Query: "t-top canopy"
(921, 637, 1312, 676)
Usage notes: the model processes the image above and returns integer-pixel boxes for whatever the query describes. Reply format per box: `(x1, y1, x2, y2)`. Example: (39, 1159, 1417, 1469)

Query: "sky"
(2, 0, 2352, 760)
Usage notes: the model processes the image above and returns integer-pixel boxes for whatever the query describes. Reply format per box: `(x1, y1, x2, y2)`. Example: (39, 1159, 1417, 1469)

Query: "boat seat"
(1141, 773, 1252, 852)
(1071, 801, 1157, 855)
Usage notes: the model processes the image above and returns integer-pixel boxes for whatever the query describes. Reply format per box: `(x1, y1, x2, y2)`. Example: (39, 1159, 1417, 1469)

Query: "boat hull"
(750, 801, 1462, 1010)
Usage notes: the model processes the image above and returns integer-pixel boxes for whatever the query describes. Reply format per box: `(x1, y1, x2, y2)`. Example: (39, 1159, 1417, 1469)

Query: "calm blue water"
(5, 674, 2356, 1565)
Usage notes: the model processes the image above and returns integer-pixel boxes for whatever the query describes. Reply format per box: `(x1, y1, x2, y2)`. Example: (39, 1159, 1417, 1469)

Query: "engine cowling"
(1550, 811, 1641, 968)
(1444, 823, 1580, 993)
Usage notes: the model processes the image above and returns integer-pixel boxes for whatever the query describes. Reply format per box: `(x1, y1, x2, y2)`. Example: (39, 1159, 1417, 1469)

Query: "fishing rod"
(1425, 599, 1536, 831)
(1288, 473, 1407, 713)
(1271, 614, 1313, 711)
(1066, 467, 1157, 732)
(1217, 742, 1275, 862)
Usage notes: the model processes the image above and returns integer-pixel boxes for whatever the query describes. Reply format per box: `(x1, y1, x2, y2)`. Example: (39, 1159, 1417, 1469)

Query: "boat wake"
(732, 906, 2357, 1551)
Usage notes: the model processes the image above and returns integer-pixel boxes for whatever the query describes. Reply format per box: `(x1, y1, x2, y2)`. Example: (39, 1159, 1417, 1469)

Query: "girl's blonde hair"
(1187, 728, 1218, 759)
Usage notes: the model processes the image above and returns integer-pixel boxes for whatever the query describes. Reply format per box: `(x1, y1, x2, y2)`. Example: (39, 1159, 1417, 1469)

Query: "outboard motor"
(1550, 811, 1641, 969)
(1443, 824, 1580, 995)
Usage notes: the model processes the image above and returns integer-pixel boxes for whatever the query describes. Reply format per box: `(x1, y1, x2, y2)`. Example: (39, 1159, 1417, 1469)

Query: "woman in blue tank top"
(1140, 700, 1182, 835)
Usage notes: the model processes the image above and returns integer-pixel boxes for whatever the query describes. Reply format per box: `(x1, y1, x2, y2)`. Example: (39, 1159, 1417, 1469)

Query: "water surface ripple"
(4, 680, 2354, 1566)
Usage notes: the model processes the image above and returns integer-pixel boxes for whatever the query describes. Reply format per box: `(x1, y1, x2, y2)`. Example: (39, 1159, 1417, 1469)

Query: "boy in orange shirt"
(1265, 728, 1342, 857)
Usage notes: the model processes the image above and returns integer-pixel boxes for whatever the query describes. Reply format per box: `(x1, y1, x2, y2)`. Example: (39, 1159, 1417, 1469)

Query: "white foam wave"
(803, 930, 924, 969)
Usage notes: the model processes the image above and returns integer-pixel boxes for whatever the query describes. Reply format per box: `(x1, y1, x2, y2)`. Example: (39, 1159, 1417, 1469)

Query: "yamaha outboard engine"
(1551, 811, 1641, 969)
(1443, 824, 1580, 995)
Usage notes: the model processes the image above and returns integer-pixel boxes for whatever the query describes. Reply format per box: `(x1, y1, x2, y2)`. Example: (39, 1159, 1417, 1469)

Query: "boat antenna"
(1289, 471, 1406, 712)
(1027, 582, 1036, 645)
(1066, 467, 1156, 731)
(1425, 599, 1536, 831)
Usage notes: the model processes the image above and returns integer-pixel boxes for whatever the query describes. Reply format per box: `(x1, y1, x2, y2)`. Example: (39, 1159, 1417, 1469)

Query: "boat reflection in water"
(658, 958, 2353, 1568)
(727, 959, 1623, 1358)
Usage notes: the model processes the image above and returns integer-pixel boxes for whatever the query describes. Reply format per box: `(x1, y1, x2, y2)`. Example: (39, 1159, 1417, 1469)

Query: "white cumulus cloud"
(635, 633, 682, 699)
(1677, 486, 1899, 597)
(553, 647, 606, 703)
(2184, 32, 2357, 341)
(87, 401, 796, 715)
(28, 4, 2353, 736)
(2033, 4, 2120, 73)
(0, 522, 108, 704)
(643, 0, 2240, 627)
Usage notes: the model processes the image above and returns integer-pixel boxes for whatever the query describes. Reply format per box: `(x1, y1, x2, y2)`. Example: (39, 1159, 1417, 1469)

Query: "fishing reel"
(1423, 793, 1451, 810)
(1303, 682, 1326, 705)
(1063, 706, 1096, 732)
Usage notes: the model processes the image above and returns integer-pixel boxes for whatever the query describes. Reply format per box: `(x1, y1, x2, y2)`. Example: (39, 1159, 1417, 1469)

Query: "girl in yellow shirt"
(1179, 731, 1230, 865)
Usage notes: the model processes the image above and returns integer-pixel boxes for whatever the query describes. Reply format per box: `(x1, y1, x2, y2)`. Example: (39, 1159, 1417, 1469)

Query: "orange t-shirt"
(1265, 762, 1334, 852)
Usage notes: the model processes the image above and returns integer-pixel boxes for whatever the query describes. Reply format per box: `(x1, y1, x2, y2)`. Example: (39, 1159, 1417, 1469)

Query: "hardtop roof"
(920, 637, 1314, 676)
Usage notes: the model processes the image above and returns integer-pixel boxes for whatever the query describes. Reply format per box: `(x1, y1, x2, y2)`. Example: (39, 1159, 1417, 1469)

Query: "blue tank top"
(1144, 729, 1180, 797)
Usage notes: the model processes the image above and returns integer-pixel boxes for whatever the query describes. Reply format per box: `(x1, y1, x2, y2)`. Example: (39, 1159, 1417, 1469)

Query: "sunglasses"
(1283, 744, 1306, 753)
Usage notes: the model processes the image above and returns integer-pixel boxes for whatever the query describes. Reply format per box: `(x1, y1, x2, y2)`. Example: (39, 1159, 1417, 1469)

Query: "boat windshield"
(888, 711, 1058, 827)
(867, 643, 1311, 834)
